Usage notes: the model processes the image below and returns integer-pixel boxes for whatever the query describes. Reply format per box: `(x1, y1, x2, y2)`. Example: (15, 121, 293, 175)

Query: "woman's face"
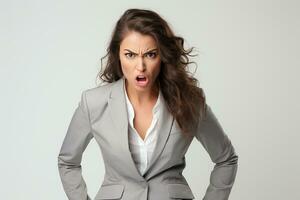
(119, 31, 161, 93)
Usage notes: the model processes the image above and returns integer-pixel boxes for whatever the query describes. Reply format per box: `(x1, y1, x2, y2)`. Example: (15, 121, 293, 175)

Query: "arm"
(57, 90, 94, 200)
(194, 103, 239, 200)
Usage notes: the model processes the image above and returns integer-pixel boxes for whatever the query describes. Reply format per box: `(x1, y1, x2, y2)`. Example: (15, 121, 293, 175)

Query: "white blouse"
(123, 79, 163, 176)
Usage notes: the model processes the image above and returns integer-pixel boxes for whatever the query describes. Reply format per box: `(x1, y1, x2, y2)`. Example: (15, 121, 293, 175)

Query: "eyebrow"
(123, 48, 158, 54)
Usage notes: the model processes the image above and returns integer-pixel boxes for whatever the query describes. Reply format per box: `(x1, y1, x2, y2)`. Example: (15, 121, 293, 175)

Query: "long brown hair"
(96, 8, 206, 137)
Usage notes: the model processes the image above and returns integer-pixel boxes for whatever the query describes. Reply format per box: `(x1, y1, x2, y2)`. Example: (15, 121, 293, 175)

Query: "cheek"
(120, 58, 131, 76)
(150, 60, 161, 76)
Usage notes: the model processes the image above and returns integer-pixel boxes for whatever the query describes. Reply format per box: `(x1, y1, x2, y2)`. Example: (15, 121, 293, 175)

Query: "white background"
(1, 0, 299, 199)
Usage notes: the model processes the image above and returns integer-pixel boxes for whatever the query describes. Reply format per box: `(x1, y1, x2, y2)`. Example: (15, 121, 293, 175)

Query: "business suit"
(57, 77, 238, 200)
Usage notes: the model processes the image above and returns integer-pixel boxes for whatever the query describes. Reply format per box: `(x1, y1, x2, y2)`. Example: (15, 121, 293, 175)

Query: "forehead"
(120, 31, 157, 50)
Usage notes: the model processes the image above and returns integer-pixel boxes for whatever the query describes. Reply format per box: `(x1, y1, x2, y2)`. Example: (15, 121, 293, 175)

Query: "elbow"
(57, 154, 65, 168)
(57, 152, 69, 168)
(226, 152, 238, 166)
(57, 153, 82, 169)
(215, 145, 239, 167)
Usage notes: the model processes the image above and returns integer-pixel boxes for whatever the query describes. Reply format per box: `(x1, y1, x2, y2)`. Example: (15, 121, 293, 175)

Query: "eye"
(146, 52, 157, 58)
(124, 53, 135, 58)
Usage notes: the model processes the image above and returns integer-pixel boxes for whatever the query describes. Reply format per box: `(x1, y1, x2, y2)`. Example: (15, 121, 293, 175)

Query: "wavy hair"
(96, 8, 207, 137)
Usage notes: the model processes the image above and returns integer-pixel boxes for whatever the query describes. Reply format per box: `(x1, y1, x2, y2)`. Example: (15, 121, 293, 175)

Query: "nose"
(135, 56, 146, 72)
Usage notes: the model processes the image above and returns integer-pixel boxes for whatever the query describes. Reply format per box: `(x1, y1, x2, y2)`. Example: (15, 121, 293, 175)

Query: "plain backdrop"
(1, 0, 299, 199)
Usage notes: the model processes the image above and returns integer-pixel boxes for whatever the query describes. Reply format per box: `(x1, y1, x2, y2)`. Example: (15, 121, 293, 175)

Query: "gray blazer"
(57, 77, 238, 200)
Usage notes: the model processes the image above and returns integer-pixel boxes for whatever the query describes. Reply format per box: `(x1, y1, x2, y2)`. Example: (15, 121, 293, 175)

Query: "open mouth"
(136, 75, 147, 82)
(135, 75, 148, 86)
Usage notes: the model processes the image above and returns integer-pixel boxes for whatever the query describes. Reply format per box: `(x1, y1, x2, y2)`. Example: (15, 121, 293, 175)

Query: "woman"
(57, 8, 238, 200)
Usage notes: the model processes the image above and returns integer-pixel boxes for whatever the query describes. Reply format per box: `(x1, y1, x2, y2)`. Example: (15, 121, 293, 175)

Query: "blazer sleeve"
(57, 90, 94, 200)
(194, 103, 239, 200)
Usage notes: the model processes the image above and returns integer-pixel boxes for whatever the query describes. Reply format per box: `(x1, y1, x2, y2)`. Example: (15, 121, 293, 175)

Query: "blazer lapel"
(107, 77, 174, 179)
(107, 78, 144, 180)
(143, 90, 174, 177)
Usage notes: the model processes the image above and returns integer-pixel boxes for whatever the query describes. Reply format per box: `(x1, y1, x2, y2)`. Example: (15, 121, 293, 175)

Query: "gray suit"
(57, 77, 238, 200)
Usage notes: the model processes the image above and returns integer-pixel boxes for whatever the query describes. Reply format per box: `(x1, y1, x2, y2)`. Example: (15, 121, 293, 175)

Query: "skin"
(119, 31, 161, 140)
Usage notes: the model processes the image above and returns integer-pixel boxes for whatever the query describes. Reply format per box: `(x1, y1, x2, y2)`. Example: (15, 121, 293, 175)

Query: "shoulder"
(85, 82, 115, 98)
(82, 81, 117, 111)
